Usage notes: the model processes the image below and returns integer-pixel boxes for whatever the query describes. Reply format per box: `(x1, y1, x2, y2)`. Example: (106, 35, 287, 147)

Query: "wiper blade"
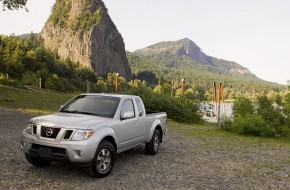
(61, 110, 107, 117)
(77, 111, 98, 116)
(60, 110, 80, 114)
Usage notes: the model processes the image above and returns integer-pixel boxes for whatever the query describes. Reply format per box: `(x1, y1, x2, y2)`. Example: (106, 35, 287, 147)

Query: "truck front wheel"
(145, 129, 161, 155)
(25, 153, 51, 167)
(87, 140, 115, 178)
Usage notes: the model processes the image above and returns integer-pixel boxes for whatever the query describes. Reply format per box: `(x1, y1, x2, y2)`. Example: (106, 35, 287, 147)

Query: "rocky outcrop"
(174, 39, 213, 65)
(40, 0, 132, 80)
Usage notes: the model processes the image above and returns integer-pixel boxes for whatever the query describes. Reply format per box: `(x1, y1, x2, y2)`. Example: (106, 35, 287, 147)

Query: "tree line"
(127, 52, 288, 102)
(0, 33, 97, 92)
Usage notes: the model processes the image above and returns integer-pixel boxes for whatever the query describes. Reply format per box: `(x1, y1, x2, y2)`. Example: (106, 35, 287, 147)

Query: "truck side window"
(121, 99, 135, 118)
(135, 98, 145, 117)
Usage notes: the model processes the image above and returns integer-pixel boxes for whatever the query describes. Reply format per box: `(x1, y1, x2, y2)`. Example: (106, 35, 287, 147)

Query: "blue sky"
(0, 0, 289, 84)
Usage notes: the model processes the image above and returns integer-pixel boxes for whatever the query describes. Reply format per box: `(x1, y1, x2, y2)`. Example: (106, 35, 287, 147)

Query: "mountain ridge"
(134, 38, 254, 78)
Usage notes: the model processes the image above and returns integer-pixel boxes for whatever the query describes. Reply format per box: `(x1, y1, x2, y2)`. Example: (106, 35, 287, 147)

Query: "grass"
(0, 85, 75, 114)
(168, 120, 290, 145)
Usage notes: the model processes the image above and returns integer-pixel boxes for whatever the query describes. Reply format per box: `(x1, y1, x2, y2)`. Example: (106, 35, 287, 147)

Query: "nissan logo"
(45, 128, 54, 136)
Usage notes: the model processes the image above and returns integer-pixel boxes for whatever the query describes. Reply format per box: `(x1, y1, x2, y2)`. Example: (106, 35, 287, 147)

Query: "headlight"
(71, 130, 94, 141)
(25, 124, 33, 135)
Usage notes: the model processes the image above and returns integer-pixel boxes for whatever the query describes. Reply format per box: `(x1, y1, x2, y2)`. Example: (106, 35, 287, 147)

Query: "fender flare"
(147, 119, 163, 142)
(94, 126, 118, 151)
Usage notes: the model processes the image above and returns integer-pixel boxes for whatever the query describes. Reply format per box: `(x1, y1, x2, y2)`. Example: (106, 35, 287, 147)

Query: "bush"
(228, 95, 290, 138)
(274, 125, 290, 137)
(126, 87, 202, 123)
(233, 115, 276, 137)
(232, 97, 253, 119)
(220, 116, 233, 131)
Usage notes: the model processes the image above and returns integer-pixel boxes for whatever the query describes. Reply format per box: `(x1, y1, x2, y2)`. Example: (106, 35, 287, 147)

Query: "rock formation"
(40, 0, 132, 80)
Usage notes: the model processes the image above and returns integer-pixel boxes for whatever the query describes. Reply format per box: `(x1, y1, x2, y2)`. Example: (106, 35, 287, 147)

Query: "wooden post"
(6, 73, 9, 80)
(115, 73, 119, 93)
(213, 82, 217, 114)
(39, 78, 42, 89)
(181, 79, 185, 95)
(221, 83, 226, 116)
(211, 82, 216, 117)
(218, 83, 222, 125)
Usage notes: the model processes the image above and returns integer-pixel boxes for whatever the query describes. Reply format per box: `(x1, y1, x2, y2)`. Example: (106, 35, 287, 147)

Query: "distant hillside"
(18, 33, 38, 39)
(134, 38, 255, 78)
(128, 38, 285, 96)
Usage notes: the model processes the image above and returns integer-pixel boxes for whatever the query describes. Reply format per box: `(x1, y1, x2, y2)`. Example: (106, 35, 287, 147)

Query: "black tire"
(25, 153, 51, 167)
(145, 129, 161, 155)
(87, 140, 115, 178)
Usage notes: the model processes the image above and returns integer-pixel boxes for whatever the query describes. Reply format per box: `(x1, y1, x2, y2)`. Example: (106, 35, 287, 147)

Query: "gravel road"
(0, 107, 290, 190)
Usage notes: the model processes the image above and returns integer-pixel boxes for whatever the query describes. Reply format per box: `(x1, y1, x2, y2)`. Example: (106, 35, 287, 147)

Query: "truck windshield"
(60, 95, 120, 118)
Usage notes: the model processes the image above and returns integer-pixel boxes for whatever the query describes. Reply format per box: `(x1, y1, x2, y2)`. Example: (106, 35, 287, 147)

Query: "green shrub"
(233, 97, 253, 119)
(126, 87, 202, 123)
(233, 115, 276, 137)
(274, 125, 290, 137)
(220, 116, 233, 131)
(229, 95, 290, 138)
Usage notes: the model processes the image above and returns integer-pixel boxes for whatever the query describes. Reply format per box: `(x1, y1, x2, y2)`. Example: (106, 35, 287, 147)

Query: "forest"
(127, 52, 288, 102)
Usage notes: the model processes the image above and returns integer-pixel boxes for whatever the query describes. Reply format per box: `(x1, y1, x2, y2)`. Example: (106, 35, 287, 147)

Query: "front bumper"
(21, 131, 98, 164)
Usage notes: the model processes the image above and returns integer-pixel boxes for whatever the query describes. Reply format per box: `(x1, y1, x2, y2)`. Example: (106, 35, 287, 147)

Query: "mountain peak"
(137, 38, 212, 65)
(174, 38, 212, 65)
(134, 38, 255, 77)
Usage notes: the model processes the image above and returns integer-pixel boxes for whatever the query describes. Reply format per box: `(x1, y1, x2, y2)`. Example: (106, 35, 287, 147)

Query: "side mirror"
(121, 111, 134, 120)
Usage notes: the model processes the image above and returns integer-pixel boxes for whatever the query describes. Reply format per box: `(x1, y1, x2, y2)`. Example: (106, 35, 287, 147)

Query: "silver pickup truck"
(20, 94, 167, 178)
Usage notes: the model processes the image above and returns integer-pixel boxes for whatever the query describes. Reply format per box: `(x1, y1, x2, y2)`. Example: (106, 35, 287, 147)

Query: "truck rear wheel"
(145, 129, 161, 155)
(25, 153, 51, 167)
(87, 140, 115, 178)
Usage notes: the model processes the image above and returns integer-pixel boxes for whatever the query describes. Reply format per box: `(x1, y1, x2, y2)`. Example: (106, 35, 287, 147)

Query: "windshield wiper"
(77, 111, 99, 116)
(60, 110, 80, 114)
(61, 110, 108, 117)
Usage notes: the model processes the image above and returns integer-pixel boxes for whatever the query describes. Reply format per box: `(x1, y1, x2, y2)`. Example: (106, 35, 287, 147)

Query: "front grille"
(64, 130, 73, 139)
(41, 126, 61, 138)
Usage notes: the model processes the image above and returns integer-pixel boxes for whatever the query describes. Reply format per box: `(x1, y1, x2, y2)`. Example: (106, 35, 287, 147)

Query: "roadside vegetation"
(221, 90, 290, 138)
(0, 85, 74, 114)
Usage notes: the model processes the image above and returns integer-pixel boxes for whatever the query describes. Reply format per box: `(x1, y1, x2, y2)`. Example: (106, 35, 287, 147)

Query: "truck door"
(119, 99, 145, 149)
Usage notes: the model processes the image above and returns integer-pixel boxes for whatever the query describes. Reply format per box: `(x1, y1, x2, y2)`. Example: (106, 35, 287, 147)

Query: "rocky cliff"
(174, 38, 213, 66)
(40, 0, 132, 80)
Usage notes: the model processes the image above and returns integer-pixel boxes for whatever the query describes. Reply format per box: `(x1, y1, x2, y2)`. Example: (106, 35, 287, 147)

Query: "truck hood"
(29, 112, 112, 129)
